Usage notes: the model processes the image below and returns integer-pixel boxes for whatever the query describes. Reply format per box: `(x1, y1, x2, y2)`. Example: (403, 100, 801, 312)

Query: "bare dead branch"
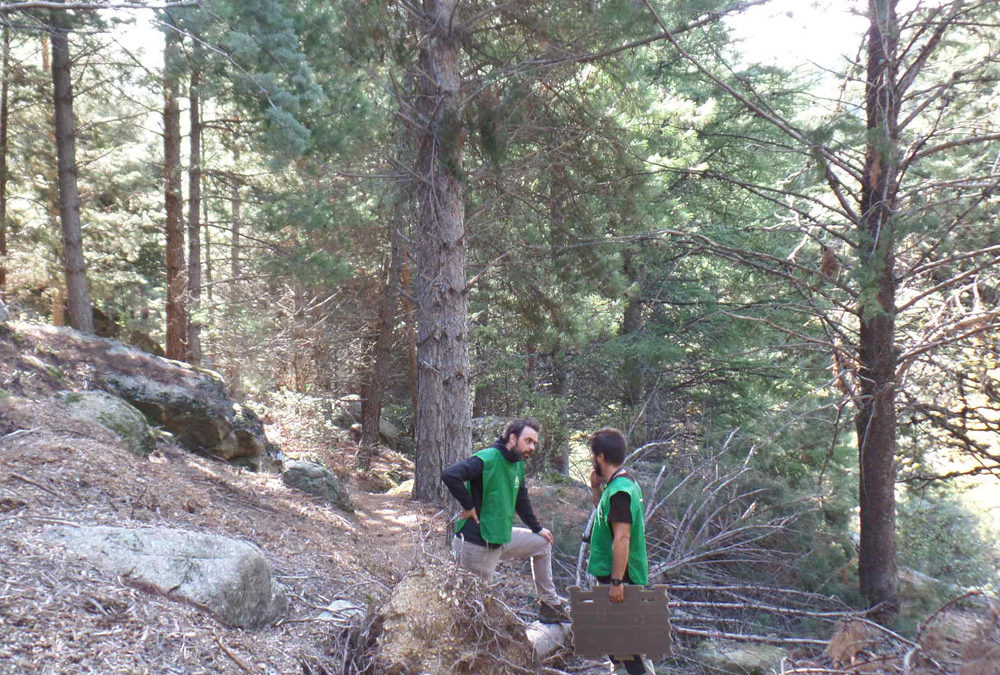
(673, 626, 828, 647)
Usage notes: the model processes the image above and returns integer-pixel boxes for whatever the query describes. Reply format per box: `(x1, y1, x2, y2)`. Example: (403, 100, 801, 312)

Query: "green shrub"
(897, 487, 1000, 591)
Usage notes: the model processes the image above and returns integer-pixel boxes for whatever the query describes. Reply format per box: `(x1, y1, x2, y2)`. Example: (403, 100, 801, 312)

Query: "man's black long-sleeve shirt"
(441, 440, 543, 546)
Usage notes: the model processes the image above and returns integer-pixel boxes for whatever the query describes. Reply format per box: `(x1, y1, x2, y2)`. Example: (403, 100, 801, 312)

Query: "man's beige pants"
(451, 527, 561, 605)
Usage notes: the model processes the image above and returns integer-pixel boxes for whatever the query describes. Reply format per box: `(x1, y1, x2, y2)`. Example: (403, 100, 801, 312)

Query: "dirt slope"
(0, 397, 445, 674)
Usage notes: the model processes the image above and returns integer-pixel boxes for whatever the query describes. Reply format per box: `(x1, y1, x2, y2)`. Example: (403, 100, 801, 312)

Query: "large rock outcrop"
(3, 324, 269, 467)
(101, 356, 265, 467)
(47, 524, 287, 628)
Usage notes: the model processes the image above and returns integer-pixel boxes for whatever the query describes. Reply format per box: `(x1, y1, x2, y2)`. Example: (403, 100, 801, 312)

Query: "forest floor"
(0, 326, 597, 674)
(0, 411, 447, 673)
(0, 416, 608, 674)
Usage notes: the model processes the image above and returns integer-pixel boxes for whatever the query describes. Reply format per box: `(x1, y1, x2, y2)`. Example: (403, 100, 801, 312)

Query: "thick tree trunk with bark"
(401, 253, 419, 414)
(204, 184, 212, 306)
(855, 0, 900, 622)
(50, 12, 93, 334)
(163, 28, 186, 361)
(0, 26, 9, 298)
(187, 69, 202, 365)
(412, 0, 471, 503)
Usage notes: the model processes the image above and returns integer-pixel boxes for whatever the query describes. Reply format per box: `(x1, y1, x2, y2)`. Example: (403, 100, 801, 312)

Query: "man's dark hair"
(501, 418, 540, 444)
(590, 427, 628, 465)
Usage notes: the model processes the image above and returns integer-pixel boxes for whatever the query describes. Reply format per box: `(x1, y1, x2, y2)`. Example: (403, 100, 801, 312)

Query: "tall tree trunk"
(204, 183, 213, 304)
(620, 247, 644, 407)
(412, 0, 470, 503)
(231, 169, 240, 282)
(227, 162, 242, 397)
(855, 0, 899, 622)
(545, 161, 570, 473)
(51, 286, 65, 326)
(0, 26, 9, 299)
(41, 31, 62, 321)
(401, 251, 419, 415)
(471, 277, 494, 418)
(187, 69, 202, 365)
(549, 347, 569, 475)
(203, 185, 212, 359)
(50, 11, 93, 334)
(359, 204, 405, 467)
(163, 27, 186, 361)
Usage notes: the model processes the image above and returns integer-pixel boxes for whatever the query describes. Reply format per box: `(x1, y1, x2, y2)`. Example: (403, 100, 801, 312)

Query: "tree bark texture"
(855, 0, 899, 622)
(401, 252, 419, 415)
(187, 69, 202, 365)
(163, 27, 186, 361)
(620, 247, 644, 407)
(548, 347, 569, 475)
(360, 206, 405, 465)
(50, 12, 93, 334)
(204, 181, 212, 306)
(231, 165, 240, 282)
(0, 26, 9, 298)
(412, 0, 471, 503)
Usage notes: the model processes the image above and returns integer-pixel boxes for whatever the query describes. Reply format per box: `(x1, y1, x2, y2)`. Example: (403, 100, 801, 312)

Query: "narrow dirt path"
(349, 489, 452, 573)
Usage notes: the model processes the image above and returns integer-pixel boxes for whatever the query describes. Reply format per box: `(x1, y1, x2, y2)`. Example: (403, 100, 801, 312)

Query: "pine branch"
(638, 0, 863, 211)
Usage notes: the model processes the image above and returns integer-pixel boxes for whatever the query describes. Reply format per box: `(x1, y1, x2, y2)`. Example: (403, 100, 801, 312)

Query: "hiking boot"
(538, 600, 571, 624)
(610, 657, 655, 674)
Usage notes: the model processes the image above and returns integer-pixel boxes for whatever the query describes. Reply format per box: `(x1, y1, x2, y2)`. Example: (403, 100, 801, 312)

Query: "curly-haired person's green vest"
(588, 475, 648, 584)
(453, 446, 524, 545)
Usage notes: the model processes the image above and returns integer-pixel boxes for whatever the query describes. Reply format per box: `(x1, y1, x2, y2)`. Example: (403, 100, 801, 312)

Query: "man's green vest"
(454, 446, 524, 545)
(588, 474, 649, 585)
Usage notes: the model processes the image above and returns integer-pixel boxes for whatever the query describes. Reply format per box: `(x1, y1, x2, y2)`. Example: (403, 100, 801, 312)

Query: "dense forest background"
(2, 0, 999, 627)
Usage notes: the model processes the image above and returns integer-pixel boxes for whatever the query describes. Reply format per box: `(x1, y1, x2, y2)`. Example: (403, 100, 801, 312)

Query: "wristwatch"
(610, 577, 624, 586)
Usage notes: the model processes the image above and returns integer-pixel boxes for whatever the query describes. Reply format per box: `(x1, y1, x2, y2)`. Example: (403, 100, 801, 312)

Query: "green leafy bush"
(897, 487, 1000, 591)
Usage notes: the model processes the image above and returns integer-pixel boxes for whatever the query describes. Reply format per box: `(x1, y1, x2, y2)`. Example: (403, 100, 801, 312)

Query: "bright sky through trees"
(726, 0, 868, 70)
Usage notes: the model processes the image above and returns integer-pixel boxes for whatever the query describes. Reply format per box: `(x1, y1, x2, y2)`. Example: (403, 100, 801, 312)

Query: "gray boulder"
(281, 460, 353, 512)
(6, 325, 272, 468)
(696, 639, 787, 674)
(219, 404, 267, 466)
(331, 395, 401, 448)
(47, 525, 287, 628)
(55, 390, 155, 457)
(332, 395, 362, 428)
(101, 354, 266, 468)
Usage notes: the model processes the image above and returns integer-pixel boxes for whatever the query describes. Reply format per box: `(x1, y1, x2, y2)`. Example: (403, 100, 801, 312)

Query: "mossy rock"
(281, 460, 354, 512)
(55, 390, 156, 457)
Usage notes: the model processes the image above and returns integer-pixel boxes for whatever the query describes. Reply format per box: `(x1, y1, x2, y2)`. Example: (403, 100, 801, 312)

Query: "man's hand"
(609, 582, 625, 603)
(589, 469, 603, 491)
(537, 528, 554, 545)
(459, 507, 479, 523)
